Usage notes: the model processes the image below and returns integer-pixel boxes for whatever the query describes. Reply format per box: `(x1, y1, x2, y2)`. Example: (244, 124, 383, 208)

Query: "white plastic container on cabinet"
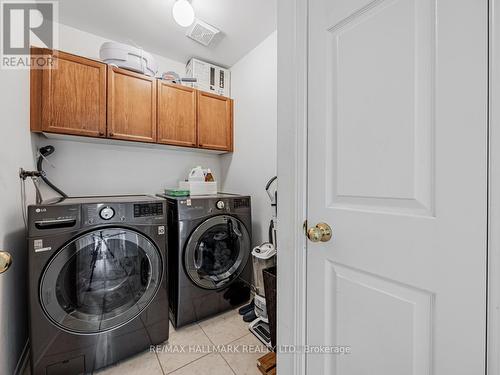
(99, 42, 158, 77)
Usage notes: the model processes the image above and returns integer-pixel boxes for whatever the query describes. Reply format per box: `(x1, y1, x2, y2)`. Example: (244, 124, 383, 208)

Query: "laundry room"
(5, 0, 498, 374)
(0, 1, 277, 374)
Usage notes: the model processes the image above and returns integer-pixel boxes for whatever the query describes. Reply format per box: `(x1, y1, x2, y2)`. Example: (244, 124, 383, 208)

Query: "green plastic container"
(164, 188, 190, 197)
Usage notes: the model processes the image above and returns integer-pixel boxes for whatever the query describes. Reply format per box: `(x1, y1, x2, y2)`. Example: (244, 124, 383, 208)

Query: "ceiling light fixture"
(172, 0, 195, 27)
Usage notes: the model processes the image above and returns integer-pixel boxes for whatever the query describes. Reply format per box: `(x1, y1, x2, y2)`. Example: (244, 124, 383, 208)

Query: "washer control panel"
(99, 206, 115, 220)
(83, 201, 164, 225)
(134, 202, 164, 218)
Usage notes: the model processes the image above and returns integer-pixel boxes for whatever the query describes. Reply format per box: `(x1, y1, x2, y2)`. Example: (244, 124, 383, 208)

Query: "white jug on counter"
(188, 166, 205, 182)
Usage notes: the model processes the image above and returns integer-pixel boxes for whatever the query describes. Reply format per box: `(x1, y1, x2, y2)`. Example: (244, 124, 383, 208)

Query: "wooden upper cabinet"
(107, 66, 157, 143)
(30, 48, 234, 152)
(197, 91, 233, 151)
(31, 49, 107, 137)
(157, 82, 197, 147)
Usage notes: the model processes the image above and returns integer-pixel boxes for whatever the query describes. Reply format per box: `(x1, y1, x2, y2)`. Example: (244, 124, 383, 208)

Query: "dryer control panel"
(170, 195, 251, 221)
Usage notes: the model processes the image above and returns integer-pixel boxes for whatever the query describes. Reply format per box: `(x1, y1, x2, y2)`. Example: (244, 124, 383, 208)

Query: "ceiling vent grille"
(186, 19, 221, 47)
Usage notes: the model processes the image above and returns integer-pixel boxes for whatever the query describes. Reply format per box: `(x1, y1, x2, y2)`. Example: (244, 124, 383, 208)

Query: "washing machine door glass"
(184, 215, 251, 289)
(40, 227, 162, 334)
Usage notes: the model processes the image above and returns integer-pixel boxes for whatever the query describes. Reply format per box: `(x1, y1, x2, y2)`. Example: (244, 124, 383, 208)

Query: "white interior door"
(306, 0, 488, 374)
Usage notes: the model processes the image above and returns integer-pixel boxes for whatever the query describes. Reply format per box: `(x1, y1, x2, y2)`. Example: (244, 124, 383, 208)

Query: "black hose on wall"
(37, 145, 68, 198)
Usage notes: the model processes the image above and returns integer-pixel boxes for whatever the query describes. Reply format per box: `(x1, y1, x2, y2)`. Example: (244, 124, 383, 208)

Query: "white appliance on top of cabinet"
(186, 58, 230, 97)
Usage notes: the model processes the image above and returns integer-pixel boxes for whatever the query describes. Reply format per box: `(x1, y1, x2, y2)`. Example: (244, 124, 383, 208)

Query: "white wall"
(220, 32, 277, 246)
(0, 69, 37, 375)
(488, 0, 500, 371)
(37, 137, 221, 197)
(57, 24, 186, 74)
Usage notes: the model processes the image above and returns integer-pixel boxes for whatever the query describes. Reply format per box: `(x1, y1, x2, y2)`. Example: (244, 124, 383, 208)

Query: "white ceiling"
(55, 0, 277, 67)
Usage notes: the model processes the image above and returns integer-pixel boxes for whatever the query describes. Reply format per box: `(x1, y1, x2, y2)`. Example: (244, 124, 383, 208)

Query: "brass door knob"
(307, 223, 332, 243)
(0, 251, 12, 274)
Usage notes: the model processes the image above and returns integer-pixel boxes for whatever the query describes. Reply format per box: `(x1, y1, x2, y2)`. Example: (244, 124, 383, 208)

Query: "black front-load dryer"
(27, 195, 169, 375)
(157, 193, 252, 328)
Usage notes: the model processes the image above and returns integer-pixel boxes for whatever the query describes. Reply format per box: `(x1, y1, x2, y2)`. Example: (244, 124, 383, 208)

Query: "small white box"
(179, 181, 218, 196)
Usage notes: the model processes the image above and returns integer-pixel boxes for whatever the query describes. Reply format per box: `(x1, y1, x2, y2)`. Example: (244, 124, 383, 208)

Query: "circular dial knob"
(99, 206, 115, 220)
(216, 201, 225, 210)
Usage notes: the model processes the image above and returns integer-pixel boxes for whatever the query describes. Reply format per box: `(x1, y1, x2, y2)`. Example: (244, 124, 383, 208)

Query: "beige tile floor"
(25, 308, 268, 375)
(22, 308, 268, 375)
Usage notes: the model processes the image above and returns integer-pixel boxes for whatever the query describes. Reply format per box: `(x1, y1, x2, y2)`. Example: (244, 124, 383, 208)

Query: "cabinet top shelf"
(31, 47, 232, 101)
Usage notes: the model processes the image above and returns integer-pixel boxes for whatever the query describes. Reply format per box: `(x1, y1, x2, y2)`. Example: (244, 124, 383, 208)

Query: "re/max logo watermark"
(1, 0, 58, 69)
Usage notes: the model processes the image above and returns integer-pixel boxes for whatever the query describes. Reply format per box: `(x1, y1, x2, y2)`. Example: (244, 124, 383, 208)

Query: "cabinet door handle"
(99, 132, 104, 136)
(109, 133, 114, 137)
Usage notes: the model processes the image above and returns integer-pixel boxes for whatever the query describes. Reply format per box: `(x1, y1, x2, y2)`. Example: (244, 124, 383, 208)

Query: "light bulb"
(172, 0, 195, 27)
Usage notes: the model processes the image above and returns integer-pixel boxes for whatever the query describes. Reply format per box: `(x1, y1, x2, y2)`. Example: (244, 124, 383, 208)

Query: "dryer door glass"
(40, 228, 163, 334)
(184, 216, 251, 289)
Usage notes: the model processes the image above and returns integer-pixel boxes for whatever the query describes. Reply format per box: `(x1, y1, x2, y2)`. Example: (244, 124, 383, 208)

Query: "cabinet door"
(40, 50, 107, 137)
(157, 82, 197, 147)
(197, 91, 233, 151)
(107, 67, 157, 143)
